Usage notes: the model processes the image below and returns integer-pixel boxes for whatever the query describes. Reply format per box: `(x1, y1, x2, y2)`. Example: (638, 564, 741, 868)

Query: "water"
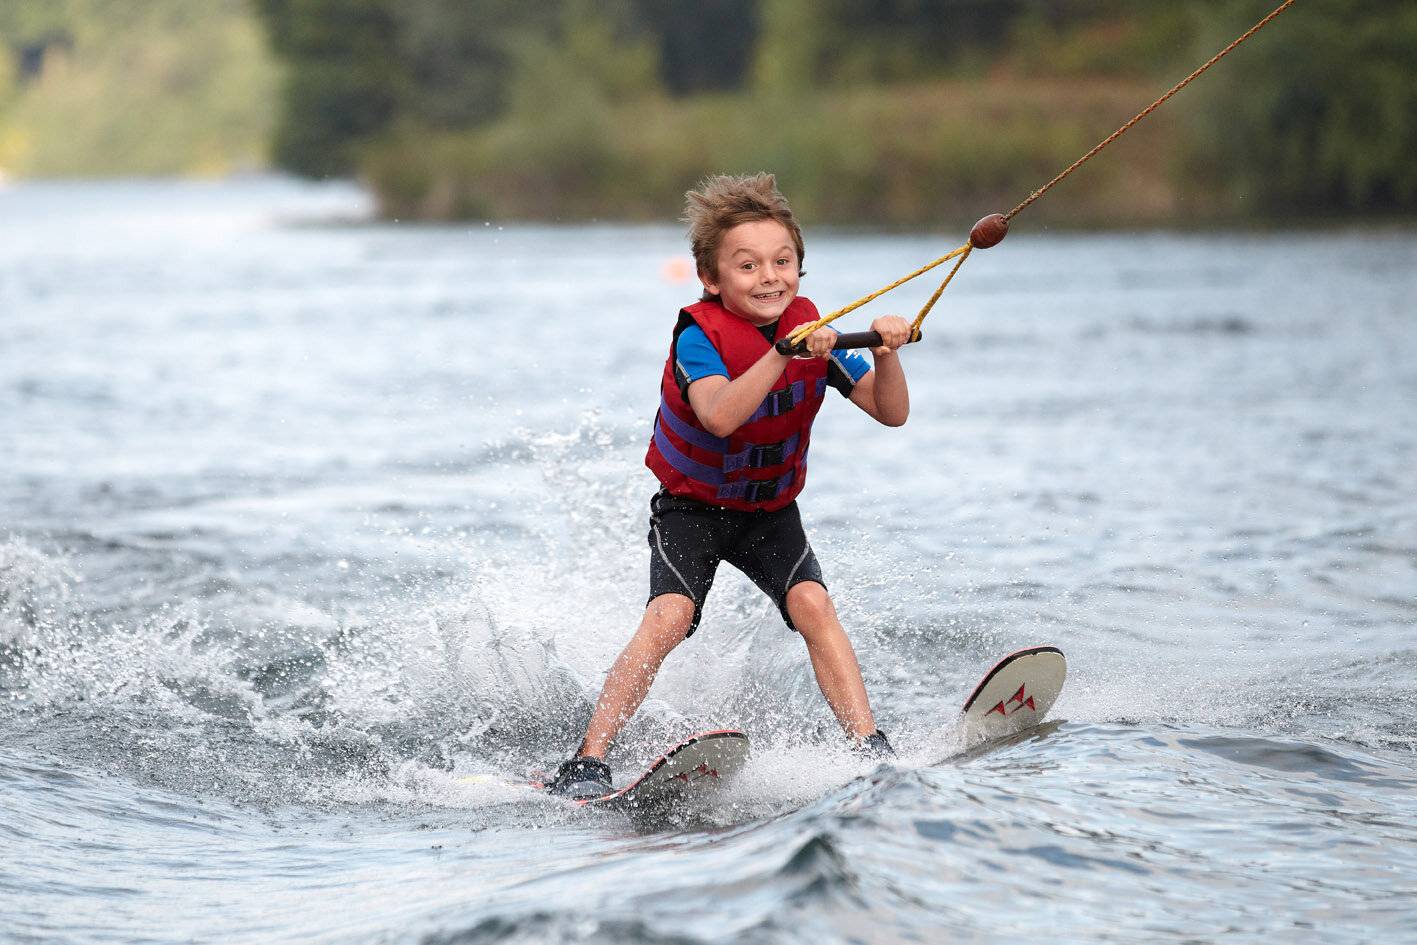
(2, 178, 1415, 944)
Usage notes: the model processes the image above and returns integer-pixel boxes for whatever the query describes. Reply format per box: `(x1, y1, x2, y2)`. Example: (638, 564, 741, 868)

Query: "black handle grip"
(774, 329, 920, 356)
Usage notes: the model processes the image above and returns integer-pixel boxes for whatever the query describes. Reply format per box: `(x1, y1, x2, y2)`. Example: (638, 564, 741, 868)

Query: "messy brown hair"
(683, 173, 804, 301)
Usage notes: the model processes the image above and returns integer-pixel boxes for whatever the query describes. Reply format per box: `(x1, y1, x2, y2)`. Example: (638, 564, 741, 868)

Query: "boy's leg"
(577, 593, 695, 759)
(725, 501, 880, 744)
(785, 581, 878, 742)
(570, 491, 729, 762)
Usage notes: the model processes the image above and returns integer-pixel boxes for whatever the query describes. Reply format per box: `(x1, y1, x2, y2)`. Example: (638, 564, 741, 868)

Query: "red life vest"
(645, 297, 828, 512)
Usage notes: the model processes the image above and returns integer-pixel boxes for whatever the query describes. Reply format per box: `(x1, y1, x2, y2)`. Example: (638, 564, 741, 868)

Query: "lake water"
(2, 178, 1415, 944)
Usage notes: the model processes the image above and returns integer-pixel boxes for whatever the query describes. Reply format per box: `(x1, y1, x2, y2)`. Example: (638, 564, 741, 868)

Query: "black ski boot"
(545, 756, 613, 800)
(856, 730, 896, 760)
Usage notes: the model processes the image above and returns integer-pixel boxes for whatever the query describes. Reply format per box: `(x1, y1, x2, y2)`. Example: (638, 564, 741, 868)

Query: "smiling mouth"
(752, 291, 784, 301)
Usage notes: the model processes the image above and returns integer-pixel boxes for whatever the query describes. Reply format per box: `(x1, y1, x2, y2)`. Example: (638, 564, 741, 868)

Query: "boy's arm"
(687, 348, 792, 436)
(848, 316, 911, 427)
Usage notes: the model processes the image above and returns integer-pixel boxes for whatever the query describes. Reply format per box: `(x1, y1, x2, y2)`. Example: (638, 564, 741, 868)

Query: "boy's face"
(701, 219, 800, 325)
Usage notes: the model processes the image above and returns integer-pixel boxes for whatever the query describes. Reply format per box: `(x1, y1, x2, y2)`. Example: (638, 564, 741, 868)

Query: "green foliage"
(504, 0, 660, 112)
(365, 76, 1173, 226)
(1187, 0, 1417, 214)
(256, 0, 404, 177)
(14, 0, 1394, 221)
(807, 0, 1027, 83)
(0, 0, 276, 176)
(751, 0, 821, 93)
(365, 0, 660, 218)
(0, 2, 71, 44)
(648, 0, 758, 95)
(1008, 5, 1204, 78)
(391, 0, 535, 129)
(256, 0, 668, 178)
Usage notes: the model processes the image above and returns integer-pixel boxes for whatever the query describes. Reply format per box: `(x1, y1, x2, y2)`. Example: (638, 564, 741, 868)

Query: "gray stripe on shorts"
(785, 541, 813, 589)
(652, 523, 697, 602)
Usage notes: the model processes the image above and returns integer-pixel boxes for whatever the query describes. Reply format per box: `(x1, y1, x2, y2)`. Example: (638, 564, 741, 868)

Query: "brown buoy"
(969, 213, 1009, 249)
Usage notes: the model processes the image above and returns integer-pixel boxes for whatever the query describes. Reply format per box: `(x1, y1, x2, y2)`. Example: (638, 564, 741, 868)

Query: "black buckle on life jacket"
(744, 478, 780, 503)
(765, 387, 796, 416)
(749, 441, 787, 467)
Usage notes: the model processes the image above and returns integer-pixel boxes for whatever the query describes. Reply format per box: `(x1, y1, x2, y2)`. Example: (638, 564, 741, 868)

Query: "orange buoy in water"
(661, 257, 694, 284)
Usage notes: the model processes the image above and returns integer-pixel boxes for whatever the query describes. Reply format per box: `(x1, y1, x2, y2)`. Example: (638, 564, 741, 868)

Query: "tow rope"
(784, 0, 1297, 351)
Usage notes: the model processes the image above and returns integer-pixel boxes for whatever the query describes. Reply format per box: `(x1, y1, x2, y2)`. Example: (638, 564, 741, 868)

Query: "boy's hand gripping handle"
(773, 330, 921, 357)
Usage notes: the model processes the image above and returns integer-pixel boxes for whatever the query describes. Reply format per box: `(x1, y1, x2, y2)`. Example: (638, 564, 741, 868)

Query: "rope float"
(780, 0, 1297, 354)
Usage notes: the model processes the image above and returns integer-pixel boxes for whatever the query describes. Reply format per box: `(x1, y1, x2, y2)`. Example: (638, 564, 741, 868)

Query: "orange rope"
(1007, 0, 1297, 221)
(790, 0, 1297, 346)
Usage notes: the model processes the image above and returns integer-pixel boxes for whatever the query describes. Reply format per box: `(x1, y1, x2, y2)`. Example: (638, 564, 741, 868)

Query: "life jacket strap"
(658, 395, 729, 453)
(653, 417, 799, 502)
(723, 433, 799, 472)
(746, 378, 828, 424)
(716, 469, 795, 504)
(657, 402, 802, 473)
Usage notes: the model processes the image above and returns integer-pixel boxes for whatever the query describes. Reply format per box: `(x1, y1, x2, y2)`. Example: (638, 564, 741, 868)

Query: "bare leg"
(578, 593, 695, 759)
(785, 581, 877, 742)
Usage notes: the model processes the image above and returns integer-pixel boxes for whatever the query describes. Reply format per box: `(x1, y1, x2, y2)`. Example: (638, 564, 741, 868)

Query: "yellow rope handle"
(788, 242, 970, 345)
(910, 244, 971, 337)
(785, 0, 1296, 348)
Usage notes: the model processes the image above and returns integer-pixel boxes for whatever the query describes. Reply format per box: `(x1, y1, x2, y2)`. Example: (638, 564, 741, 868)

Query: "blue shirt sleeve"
(826, 348, 871, 396)
(673, 325, 729, 398)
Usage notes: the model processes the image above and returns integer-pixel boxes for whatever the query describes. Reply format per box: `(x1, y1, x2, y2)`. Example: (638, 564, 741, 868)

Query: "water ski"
(458, 730, 748, 808)
(957, 645, 1067, 747)
(572, 729, 749, 810)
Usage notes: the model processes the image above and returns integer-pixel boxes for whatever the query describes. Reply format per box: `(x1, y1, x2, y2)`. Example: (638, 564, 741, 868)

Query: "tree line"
(254, 0, 1416, 219)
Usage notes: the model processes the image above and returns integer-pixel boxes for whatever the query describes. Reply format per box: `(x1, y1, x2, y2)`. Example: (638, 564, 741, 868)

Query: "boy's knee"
(785, 581, 835, 631)
(644, 593, 696, 643)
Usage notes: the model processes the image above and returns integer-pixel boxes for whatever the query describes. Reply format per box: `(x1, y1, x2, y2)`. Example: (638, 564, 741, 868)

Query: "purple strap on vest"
(716, 468, 795, 503)
(658, 396, 802, 472)
(745, 377, 828, 424)
(658, 395, 728, 453)
(653, 417, 800, 502)
(723, 432, 801, 472)
(654, 419, 728, 484)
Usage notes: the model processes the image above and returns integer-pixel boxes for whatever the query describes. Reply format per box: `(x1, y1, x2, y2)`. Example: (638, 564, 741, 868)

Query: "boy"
(547, 173, 912, 799)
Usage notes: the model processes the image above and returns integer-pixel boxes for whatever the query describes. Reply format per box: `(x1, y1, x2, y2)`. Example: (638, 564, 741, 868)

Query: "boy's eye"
(776, 258, 790, 266)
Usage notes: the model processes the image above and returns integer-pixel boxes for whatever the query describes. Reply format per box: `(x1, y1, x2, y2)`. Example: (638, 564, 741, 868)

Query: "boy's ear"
(698, 268, 718, 296)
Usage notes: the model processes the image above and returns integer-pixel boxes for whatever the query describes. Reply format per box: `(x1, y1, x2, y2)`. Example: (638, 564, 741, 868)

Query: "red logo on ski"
(671, 763, 718, 783)
(986, 684, 1036, 717)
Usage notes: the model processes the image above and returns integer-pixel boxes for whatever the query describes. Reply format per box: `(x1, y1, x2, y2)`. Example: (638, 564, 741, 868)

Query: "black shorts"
(646, 490, 826, 636)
